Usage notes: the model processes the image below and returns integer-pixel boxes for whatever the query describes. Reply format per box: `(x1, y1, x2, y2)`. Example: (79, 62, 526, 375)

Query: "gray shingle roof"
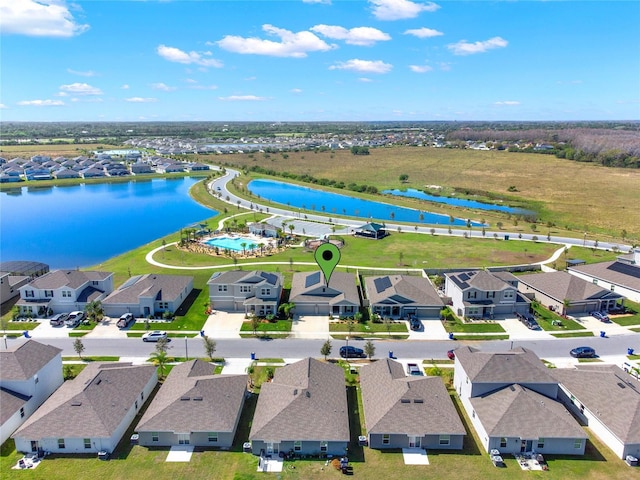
(13, 362, 156, 439)
(360, 359, 465, 436)
(289, 271, 359, 306)
(26, 270, 111, 290)
(250, 358, 349, 442)
(364, 275, 443, 308)
(470, 384, 586, 440)
(552, 365, 640, 444)
(0, 340, 62, 381)
(518, 271, 623, 302)
(446, 270, 512, 292)
(103, 274, 192, 305)
(136, 360, 247, 433)
(0, 388, 30, 424)
(455, 346, 556, 385)
(207, 270, 282, 288)
(568, 261, 640, 293)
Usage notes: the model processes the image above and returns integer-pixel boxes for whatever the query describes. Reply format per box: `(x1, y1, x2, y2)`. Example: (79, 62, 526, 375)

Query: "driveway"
(407, 319, 450, 340)
(291, 315, 329, 339)
(84, 317, 128, 339)
(31, 321, 70, 339)
(573, 315, 631, 336)
(499, 317, 553, 340)
(201, 312, 245, 339)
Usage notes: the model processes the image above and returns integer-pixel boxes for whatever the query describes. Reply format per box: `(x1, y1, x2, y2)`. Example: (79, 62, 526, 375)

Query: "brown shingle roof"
(0, 340, 62, 381)
(568, 261, 640, 293)
(13, 362, 156, 439)
(364, 275, 443, 308)
(103, 274, 192, 305)
(136, 360, 247, 433)
(289, 271, 359, 306)
(518, 271, 623, 302)
(25, 270, 111, 290)
(552, 365, 640, 444)
(0, 388, 30, 424)
(360, 359, 465, 436)
(250, 358, 349, 442)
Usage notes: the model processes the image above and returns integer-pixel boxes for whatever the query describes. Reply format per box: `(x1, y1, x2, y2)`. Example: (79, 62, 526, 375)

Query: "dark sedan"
(570, 346, 596, 358)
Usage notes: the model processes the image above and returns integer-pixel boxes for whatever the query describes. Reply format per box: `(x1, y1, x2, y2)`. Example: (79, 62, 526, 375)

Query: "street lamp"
(583, 232, 587, 247)
(185, 336, 189, 361)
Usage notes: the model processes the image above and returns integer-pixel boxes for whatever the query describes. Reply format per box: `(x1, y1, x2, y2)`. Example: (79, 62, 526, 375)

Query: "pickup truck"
(406, 363, 422, 376)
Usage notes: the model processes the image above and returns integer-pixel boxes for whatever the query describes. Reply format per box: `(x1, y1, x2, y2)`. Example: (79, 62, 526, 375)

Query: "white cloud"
(70, 97, 103, 103)
(409, 64, 433, 73)
(370, 0, 440, 21)
(150, 82, 176, 92)
(59, 82, 102, 95)
(0, 0, 89, 37)
(358, 77, 374, 82)
(125, 97, 157, 103)
(303, 0, 331, 4)
(17, 99, 64, 106)
(218, 95, 268, 101)
(67, 68, 98, 77)
(121, 84, 130, 90)
(329, 59, 392, 74)
(217, 24, 335, 58)
(310, 25, 390, 46)
(0, 103, 8, 109)
(291, 88, 303, 93)
(448, 36, 508, 55)
(404, 27, 443, 38)
(494, 101, 520, 105)
(157, 45, 223, 67)
(184, 78, 198, 84)
(189, 84, 218, 90)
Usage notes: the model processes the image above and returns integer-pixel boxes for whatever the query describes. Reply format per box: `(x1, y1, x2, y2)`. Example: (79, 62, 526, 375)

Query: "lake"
(248, 179, 483, 227)
(383, 188, 529, 214)
(0, 178, 216, 269)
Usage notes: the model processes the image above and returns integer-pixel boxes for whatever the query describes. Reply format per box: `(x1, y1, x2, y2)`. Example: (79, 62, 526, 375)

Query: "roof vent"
(401, 399, 410, 404)
(306, 391, 311, 398)
(617, 382, 626, 389)
(293, 389, 298, 396)
(414, 399, 424, 403)
(180, 396, 190, 401)
(71, 401, 82, 406)
(193, 396, 203, 401)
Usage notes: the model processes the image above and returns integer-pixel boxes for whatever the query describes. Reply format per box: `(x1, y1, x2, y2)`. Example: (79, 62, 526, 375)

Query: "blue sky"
(1, 0, 638, 122)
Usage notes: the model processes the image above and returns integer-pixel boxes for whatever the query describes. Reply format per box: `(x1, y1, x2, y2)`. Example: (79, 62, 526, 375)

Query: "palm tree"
(149, 350, 171, 378)
(241, 242, 247, 256)
(288, 224, 295, 236)
(84, 300, 104, 323)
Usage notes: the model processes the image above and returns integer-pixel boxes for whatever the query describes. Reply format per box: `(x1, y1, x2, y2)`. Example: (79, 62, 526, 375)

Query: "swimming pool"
(204, 236, 261, 251)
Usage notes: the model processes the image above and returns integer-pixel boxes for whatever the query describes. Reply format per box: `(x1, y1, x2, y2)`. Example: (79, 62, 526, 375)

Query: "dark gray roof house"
(289, 271, 360, 317)
(517, 271, 624, 315)
(249, 358, 349, 456)
(364, 274, 443, 319)
(553, 365, 640, 459)
(208, 270, 283, 316)
(360, 358, 465, 449)
(12, 362, 157, 454)
(136, 360, 247, 448)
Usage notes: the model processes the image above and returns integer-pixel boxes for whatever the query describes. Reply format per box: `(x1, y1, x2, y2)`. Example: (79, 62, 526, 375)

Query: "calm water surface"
(0, 178, 216, 269)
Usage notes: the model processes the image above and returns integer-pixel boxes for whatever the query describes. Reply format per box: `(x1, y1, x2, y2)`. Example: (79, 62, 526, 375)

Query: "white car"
(142, 330, 168, 342)
(117, 313, 135, 329)
(50, 313, 68, 326)
(65, 311, 85, 328)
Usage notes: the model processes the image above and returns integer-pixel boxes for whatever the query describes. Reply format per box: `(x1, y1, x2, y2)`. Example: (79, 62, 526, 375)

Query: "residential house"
(364, 274, 443, 319)
(517, 271, 624, 315)
(453, 346, 587, 455)
(135, 360, 247, 447)
(16, 270, 114, 317)
(0, 340, 63, 445)
(360, 358, 465, 450)
(289, 271, 360, 317)
(207, 270, 282, 316)
(567, 249, 640, 303)
(52, 168, 80, 180)
(13, 362, 157, 454)
(80, 166, 106, 178)
(130, 162, 153, 175)
(23, 167, 52, 181)
(189, 162, 210, 171)
(553, 365, 640, 460)
(249, 358, 349, 456)
(0, 272, 30, 304)
(444, 270, 530, 319)
(102, 273, 193, 318)
(248, 222, 279, 238)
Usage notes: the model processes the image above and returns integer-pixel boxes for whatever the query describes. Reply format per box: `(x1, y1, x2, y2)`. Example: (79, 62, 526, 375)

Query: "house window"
(382, 434, 390, 445)
(34, 375, 39, 384)
(218, 285, 227, 292)
(610, 285, 615, 291)
(261, 288, 271, 296)
(503, 290, 514, 299)
(574, 439, 582, 449)
(208, 432, 218, 443)
(240, 286, 251, 293)
(92, 281, 99, 286)
(592, 279, 598, 285)
(467, 291, 477, 299)
(141, 391, 144, 401)
(320, 441, 328, 452)
(135, 400, 138, 409)
(20, 408, 25, 418)
(500, 438, 507, 448)
(62, 290, 72, 298)
(152, 432, 159, 442)
(487, 291, 496, 298)
(472, 410, 476, 418)
(158, 302, 168, 309)
(294, 441, 302, 451)
(45, 290, 54, 298)
(58, 438, 65, 449)
(84, 438, 91, 449)
(25, 290, 34, 298)
(537, 438, 545, 449)
(439, 435, 450, 446)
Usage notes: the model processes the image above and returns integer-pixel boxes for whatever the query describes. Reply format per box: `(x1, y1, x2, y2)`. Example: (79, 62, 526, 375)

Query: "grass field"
(208, 146, 640, 240)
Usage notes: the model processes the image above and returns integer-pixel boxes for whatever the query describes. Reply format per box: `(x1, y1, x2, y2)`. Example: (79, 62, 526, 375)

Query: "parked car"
(516, 312, 540, 330)
(447, 349, 456, 360)
(65, 311, 84, 328)
(409, 316, 421, 331)
(591, 311, 610, 323)
(117, 313, 135, 329)
(49, 313, 68, 327)
(570, 346, 596, 358)
(339, 345, 365, 358)
(406, 363, 422, 375)
(142, 330, 168, 342)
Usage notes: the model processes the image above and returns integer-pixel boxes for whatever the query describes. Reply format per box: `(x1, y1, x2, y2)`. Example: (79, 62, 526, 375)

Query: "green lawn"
(610, 300, 640, 326)
(2, 321, 40, 330)
(62, 356, 120, 362)
(551, 332, 595, 338)
(531, 303, 585, 331)
(240, 320, 292, 333)
(440, 309, 506, 333)
(329, 320, 408, 333)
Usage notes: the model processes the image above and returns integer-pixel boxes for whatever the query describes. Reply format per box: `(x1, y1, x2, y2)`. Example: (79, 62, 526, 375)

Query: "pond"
(0, 177, 216, 269)
(248, 179, 483, 227)
(383, 188, 530, 214)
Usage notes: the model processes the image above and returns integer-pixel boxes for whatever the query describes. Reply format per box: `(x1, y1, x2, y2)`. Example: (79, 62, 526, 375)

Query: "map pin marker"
(314, 243, 341, 286)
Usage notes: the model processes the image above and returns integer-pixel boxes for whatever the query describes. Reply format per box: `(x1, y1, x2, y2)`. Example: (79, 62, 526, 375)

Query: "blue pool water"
(248, 179, 484, 226)
(383, 188, 529, 214)
(205, 236, 260, 251)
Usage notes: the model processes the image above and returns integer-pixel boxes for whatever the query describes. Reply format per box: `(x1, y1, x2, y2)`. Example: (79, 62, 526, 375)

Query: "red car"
(447, 349, 456, 360)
